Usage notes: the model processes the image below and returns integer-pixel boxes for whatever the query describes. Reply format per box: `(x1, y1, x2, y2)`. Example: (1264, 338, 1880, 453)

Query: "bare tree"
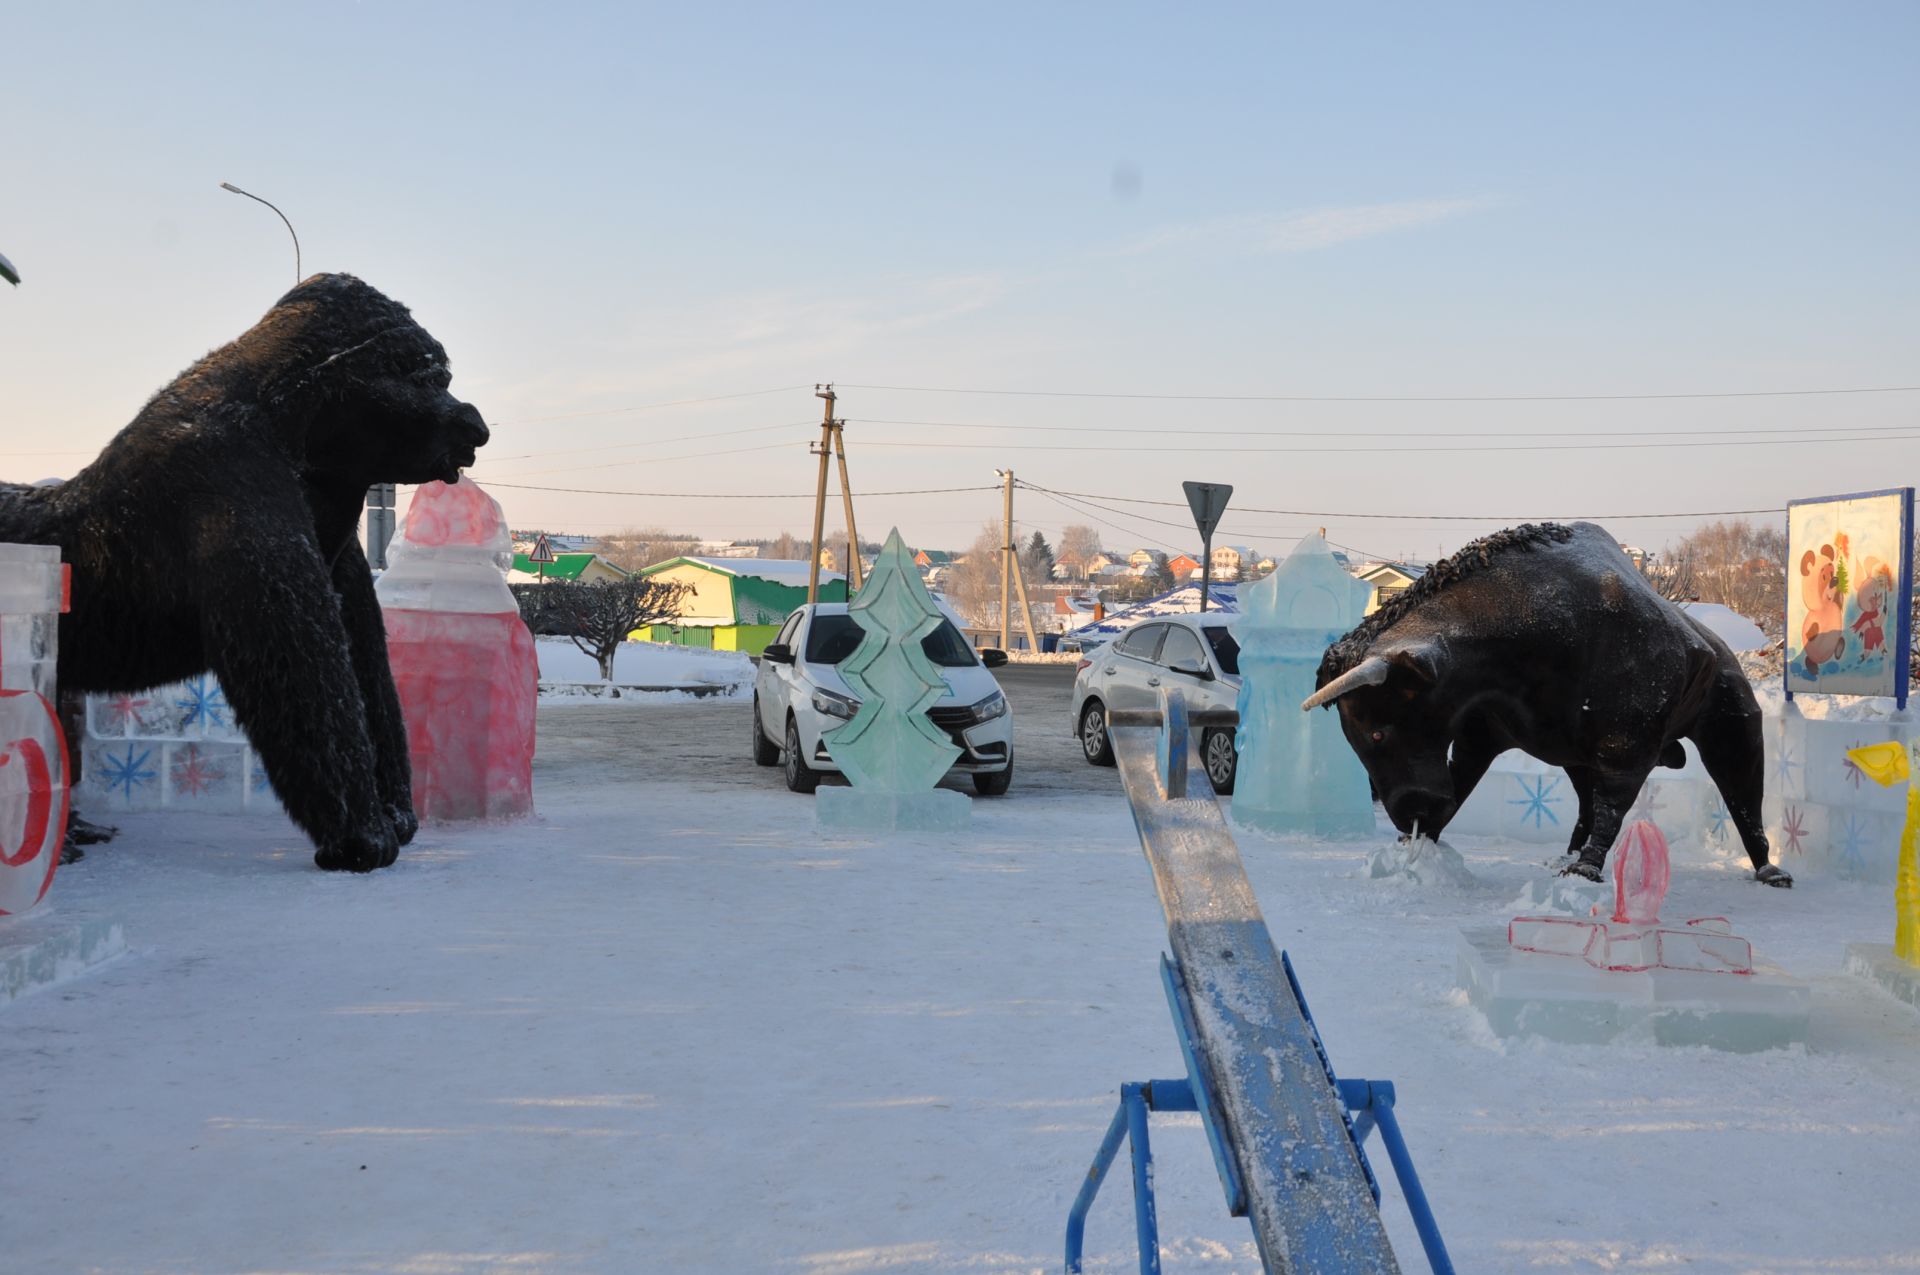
(1662, 518, 1787, 634)
(769, 530, 803, 561)
(524, 577, 691, 681)
(1056, 524, 1104, 580)
(595, 526, 700, 573)
(938, 522, 1049, 628)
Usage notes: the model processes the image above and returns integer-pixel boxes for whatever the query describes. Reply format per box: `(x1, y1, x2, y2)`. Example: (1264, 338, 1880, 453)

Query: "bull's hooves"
(59, 841, 84, 865)
(1755, 865, 1794, 888)
(390, 806, 420, 847)
(1560, 858, 1605, 883)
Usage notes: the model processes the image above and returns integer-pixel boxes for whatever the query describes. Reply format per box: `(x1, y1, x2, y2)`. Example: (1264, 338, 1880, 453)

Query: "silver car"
(1069, 614, 1242, 792)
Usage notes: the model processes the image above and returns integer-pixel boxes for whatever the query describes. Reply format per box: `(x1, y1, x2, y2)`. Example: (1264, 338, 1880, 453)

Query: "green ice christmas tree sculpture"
(815, 528, 972, 831)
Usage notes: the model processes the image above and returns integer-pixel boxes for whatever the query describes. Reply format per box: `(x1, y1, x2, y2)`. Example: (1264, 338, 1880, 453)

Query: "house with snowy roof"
(508, 552, 630, 585)
(1166, 552, 1203, 580)
(632, 557, 848, 653)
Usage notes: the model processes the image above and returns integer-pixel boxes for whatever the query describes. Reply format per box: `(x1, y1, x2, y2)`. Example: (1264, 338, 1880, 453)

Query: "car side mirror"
(762, 643, 794, 665)
(1169, 660, 1212, 681)
(980, 649, 1009, 669)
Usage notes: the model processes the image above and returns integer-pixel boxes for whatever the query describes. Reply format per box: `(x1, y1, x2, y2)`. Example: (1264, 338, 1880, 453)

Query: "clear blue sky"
(4, 2, 1915, 563)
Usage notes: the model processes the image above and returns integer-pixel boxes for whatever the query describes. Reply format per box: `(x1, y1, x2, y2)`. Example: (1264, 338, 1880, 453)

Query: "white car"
(1069, 613, 1242, 792)
(751, 602, 1015, 796)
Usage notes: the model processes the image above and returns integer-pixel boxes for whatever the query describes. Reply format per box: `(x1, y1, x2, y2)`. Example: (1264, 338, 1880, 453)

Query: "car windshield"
(805, 614, 979, 668)
(1202, 626, 1240, 676)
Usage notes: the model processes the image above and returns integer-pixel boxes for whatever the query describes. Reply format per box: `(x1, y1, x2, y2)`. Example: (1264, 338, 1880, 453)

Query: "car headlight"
(970, 691, 1008, 723)
(811, 687, 861, 720)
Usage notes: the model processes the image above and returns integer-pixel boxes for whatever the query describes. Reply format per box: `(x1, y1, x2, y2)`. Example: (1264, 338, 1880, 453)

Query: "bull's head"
(1303, 642, 1455, 839)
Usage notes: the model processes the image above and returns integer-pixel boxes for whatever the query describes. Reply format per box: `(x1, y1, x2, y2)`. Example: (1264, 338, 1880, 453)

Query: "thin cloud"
(1107, 196, 1499, 258)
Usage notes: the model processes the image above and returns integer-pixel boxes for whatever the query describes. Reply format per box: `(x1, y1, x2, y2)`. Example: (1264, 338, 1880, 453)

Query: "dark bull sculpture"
(1305, 522, 1791, 887)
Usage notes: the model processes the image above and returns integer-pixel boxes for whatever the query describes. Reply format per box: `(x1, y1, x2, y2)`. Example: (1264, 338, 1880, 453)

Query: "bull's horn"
(1300, 655, 1390, 711)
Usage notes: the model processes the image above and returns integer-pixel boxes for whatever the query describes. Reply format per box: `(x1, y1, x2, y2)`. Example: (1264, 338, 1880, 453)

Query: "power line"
(849, 416, 1920, 441)
(860, 432, 1920, 456)
(480, 420, 809, 464)
(497, 385, 810, 426)
(840, 381, 1920, 404)
(479, 481, 1001, 499)
(1017, 480, 1785, 524)
(474, 440, 800, 480)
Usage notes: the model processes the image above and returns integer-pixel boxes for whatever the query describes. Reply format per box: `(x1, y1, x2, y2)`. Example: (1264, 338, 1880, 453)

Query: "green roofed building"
(632, 557, 849, 653)
(508, 552, 630, 584)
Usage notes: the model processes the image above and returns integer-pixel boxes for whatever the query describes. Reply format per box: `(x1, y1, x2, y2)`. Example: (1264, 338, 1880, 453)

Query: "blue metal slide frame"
(1065, 690, 1455, 1273)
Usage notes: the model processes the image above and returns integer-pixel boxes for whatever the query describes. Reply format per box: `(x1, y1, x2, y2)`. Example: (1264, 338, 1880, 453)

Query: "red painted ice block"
(377, 479, 536, 823)
(384, 609, 536, 822)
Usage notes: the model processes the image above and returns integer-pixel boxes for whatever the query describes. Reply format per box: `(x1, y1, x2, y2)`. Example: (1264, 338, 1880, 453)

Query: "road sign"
(1182, 482, 1233, 613)
(528, 533, 557, 565)
(1183, 482, 1233, 541)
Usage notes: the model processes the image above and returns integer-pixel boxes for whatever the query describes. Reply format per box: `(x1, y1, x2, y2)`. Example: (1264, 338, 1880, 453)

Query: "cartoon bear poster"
(1786, 489, 1914, 700)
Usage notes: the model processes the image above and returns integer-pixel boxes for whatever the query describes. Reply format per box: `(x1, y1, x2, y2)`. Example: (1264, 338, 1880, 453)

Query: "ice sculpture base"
(1456, 926, 1809, 1052)
(2, 910, 127, 1006)
(815, 787, 972, 833)
(1368, 838, 1477, 887)
(1845, 943, 1920, 1011)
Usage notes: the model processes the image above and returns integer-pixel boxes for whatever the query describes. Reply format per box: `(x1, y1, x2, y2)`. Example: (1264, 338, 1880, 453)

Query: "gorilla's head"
(247, 274, 491, 487)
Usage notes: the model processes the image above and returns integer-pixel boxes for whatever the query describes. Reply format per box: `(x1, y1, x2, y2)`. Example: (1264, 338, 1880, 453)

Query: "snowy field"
(6, 666, 1918, 1273)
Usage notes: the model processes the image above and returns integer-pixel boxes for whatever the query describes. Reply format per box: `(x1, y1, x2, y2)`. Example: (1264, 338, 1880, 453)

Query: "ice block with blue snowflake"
(81, 673, 277, 814)
(1230, 531, 1376, 837)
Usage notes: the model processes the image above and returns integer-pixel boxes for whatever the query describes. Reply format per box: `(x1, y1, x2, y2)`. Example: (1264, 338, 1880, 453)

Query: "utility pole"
(997, 469, 1042, 653)
(832, 419, 863, 591)
(808, 385, 836, 603)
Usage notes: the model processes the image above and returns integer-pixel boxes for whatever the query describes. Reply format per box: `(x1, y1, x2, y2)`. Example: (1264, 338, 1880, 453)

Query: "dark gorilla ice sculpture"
(0, 274, 490, 871)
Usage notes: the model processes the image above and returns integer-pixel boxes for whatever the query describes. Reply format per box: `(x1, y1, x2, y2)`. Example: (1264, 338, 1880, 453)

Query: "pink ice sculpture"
(375, 479, 536, 822)
(1611, 818, 1671, 924)
(1509, 820, 1754, 974)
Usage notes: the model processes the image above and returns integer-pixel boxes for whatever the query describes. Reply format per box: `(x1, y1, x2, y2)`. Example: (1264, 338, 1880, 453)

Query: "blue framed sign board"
(1784, 487, 1914, 710)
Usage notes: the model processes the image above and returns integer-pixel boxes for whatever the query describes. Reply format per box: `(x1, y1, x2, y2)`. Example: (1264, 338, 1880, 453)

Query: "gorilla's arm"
(331, 538, 418, 847)
(202, 531, 398, 872)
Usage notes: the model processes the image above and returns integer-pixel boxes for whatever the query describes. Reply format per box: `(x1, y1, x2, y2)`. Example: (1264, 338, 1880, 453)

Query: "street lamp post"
(219, 182, 302, 285)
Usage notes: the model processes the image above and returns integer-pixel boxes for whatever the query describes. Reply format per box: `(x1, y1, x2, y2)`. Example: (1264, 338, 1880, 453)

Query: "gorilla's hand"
(313, 820, 402, 873)
(389, 802, 419, 848)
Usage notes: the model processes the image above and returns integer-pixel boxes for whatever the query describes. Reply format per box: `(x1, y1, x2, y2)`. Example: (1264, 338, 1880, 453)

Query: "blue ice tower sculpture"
(1231, 531, 1377, 837)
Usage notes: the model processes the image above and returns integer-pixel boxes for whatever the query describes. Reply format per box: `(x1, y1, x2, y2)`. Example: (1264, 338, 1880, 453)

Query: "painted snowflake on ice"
(171, 745, 226, 798)
(1842, 740, 1869, 790)
(1781, 805, 1809, 858)
(104, 694, 149, 731)
(1776, 742, 1802, 794)
(1706, 797, 1731, 841)
(1509, 775, 1562, 829)
(176, 676, 229, 731)
(99, 745, 157, 799)
(1836, 812, 1872, 877)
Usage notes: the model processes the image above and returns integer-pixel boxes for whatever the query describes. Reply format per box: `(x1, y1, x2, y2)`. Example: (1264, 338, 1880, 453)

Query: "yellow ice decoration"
(1846, 740, 1920, 965)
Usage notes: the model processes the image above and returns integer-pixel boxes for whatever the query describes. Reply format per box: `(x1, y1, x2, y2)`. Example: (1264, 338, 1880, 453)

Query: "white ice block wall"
(1448, 742, 1734, 865)
(80, 674, 278, 814)
(1762, 702, 1912, 885)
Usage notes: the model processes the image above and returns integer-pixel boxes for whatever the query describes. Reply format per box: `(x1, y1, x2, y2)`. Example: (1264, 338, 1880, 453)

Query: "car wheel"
(1202, 727, 1237, 795)
(1079, 699, 1116, 767)
(751, 696, 780, 766)
(783, 715, 821, 793)
(972, 750, 1013, 796)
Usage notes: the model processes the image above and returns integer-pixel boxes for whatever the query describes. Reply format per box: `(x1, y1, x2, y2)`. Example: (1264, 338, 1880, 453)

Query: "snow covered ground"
(6, 669, 1918, 1273)
(535, 637, 753, 694)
